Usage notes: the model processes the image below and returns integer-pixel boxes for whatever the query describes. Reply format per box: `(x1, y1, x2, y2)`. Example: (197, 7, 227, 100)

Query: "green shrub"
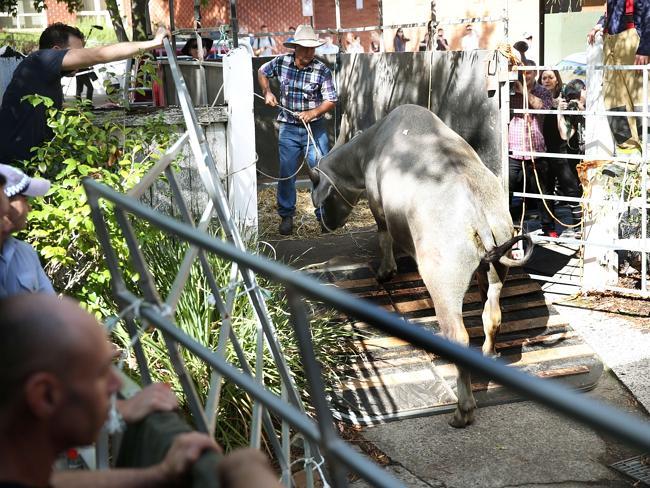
(20, 96, 177, 317)
(113, 232, 355, 451)
(0, 31, 39, 54)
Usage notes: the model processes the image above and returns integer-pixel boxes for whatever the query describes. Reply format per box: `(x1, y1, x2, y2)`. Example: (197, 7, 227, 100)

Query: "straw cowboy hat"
(283, 24, 325, 49)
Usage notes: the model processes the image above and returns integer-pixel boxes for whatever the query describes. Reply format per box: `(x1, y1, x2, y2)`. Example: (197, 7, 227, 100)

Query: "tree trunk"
(105, 0, 129, 42)
(131, 0, 150, 41)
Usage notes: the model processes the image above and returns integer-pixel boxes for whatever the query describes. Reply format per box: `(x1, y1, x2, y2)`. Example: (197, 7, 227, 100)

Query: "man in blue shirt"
(588, 0, 650, 152)
(0, 164, 53, 298)
(257, 24, 338, 235)
(0, 23, 170, 167)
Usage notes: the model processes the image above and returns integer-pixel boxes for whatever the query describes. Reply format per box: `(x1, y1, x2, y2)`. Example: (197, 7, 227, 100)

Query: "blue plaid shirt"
(260, 53, 338, 124)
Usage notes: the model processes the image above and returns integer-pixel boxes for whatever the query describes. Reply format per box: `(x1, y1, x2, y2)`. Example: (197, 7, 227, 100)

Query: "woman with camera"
(538, 70, 582, 226)
(558, 79, 586, 156)
(557, 78, 587, 226)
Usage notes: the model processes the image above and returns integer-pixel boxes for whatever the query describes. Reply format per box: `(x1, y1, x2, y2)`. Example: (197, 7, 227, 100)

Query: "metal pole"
(161, 36, 324, 466)
(538, 0, 544, 65)
(193, 0, 201, 28)
(377, 0, 383, 50)
(500, 44, 510, 197)
(429, 0, 436, 50)
(112, 206, 211, 434)
(642, 66, 648, 293)
(86, 184, 152, 384)
(168, 0, 176, 53)
(287, 289, 347, 487)
(335, 0, 341, 30)
(230, 0, 239, 48)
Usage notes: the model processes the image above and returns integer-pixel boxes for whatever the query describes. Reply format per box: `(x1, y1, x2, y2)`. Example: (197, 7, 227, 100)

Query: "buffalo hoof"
(449, 408, 475, 428)
(482, 349, 500, 359)
(376, 266, 397, 282)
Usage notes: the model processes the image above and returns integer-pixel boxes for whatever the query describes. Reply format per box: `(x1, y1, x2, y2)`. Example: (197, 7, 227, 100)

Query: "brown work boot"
(278, 216, 293, 235)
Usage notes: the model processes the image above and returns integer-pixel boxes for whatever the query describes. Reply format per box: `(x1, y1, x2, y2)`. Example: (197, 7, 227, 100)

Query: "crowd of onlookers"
(237, 22, 493, 57)
(508, 57, 586, 238)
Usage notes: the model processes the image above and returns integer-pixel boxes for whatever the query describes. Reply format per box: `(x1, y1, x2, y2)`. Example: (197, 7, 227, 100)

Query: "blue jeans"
(277, 118, 329, 218)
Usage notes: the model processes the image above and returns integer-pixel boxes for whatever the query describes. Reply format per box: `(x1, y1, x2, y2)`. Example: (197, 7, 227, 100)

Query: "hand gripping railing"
(84, 178, 650, 488)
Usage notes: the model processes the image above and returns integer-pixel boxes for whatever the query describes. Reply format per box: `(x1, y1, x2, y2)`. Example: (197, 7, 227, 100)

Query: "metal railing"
(83, 177, 650, 488)
(508, 61, 649, 296)
(93, 37, 322, 486)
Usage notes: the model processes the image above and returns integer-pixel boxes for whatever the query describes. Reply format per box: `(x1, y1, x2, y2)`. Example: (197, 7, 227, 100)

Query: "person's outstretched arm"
(61, 26, 170, 71)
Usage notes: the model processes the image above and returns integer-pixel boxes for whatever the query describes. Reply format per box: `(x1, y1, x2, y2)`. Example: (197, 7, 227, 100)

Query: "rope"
(253, 92, 321, 181)
(102, 299, 173, 435)
(105, 394, 125, 434)
(313, 167, 357, 208)
(289, 456, 331, 488)
(107, 300, 173, 372)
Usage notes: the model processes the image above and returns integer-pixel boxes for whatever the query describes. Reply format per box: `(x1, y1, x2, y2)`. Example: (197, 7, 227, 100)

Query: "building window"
(0, 0, 47, 30)
(77, 0, 110, 25)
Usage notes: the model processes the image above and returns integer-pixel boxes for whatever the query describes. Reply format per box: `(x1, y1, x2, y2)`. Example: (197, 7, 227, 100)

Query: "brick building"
(1, 0, 387, 51)
(1, 0, 606, 61)
(147, 0, 384, 53)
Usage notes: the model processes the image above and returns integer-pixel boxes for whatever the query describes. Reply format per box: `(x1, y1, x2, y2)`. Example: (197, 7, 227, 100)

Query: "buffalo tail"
(482, 234, 534, 267)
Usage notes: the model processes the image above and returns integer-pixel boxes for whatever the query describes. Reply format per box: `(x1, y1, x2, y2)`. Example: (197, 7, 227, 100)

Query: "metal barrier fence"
(508, 61, 649, 296)
(83, 176, 650, 488)
(97, 37, 322, 487)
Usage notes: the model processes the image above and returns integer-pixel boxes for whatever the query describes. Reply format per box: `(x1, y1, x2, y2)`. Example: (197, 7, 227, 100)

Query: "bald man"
(0, 294, 285, 488)
(0, 294, 220, 487)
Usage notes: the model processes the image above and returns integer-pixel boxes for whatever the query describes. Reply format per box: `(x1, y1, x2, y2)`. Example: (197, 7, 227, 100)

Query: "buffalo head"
(309, 166, 356, 230)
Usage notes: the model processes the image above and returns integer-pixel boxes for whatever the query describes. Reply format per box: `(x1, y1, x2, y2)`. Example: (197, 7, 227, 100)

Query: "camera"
(566, 99, 581, 111)
(561, 79, 585, 108)
(561, 79, 585, 127)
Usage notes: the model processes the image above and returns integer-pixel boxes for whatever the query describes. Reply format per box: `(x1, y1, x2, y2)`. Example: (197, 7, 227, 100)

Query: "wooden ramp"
(313, 256, 603, 425)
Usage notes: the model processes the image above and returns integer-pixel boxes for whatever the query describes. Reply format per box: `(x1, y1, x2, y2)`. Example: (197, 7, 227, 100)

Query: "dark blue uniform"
(0, 49, 67, 165)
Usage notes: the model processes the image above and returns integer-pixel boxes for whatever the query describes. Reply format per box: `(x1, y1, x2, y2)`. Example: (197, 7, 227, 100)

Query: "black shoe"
(278, 216, 293, 235)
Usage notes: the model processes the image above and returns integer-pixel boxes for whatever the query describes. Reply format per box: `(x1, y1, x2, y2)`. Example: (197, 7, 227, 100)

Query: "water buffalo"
(310, 104, 532, 427)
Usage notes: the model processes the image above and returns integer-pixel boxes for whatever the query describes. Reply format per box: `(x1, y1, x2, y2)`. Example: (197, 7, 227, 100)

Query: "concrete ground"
(269, 228, 650, 488)
(350, 370, 645, 488)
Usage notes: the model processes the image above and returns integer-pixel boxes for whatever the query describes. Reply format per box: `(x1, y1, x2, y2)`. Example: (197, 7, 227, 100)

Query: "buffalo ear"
(333, 113, 349, 148)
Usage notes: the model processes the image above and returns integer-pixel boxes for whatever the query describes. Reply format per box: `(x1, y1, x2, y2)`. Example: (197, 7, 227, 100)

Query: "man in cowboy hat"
(258, 24, 338, 235)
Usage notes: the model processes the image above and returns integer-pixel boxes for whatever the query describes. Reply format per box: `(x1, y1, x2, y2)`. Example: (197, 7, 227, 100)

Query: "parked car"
(556, 51, 586, 76)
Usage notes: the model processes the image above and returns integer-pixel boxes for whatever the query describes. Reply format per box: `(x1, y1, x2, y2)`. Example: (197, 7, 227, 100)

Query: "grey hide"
(310, 104, 532, 428)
